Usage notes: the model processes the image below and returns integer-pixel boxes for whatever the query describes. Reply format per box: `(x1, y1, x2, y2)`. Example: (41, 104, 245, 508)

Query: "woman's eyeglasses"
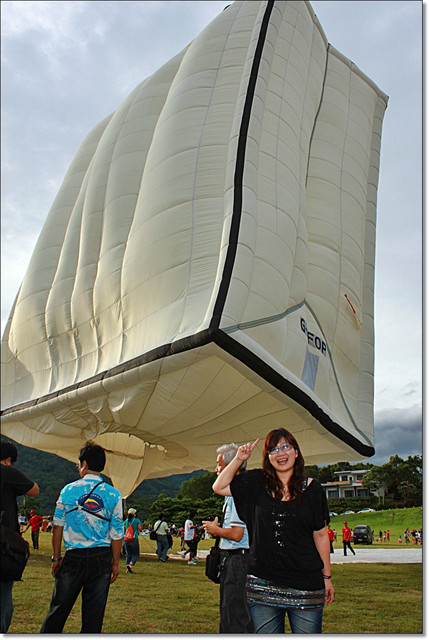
(268, 443, 294, 456)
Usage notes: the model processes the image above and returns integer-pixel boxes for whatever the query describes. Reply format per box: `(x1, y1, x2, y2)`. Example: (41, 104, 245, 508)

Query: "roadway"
(188, 547, 422, 564)
(330, 546, 422, 563)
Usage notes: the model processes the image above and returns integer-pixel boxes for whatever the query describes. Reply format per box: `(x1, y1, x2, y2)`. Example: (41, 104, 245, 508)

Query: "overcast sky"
(1, 1, 422, 465)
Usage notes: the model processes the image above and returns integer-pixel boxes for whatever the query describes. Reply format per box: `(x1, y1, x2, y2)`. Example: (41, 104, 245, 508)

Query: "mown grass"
(9, 533, 422, 634)
(329, 506, 422, 547)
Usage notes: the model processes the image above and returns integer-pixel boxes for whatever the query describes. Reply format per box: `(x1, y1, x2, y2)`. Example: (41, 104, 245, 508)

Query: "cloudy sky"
(1, 1, 422, 465)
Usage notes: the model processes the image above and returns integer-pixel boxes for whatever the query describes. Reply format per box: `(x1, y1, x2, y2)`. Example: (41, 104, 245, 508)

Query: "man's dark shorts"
(185, 539, 197, 553)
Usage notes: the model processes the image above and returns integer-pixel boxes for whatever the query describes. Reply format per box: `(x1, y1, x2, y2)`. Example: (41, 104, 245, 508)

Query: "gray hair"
(216, 443, 247, 472)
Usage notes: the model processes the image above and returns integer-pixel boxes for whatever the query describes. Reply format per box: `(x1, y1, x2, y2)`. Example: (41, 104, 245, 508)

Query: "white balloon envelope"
(1, 0, 388, 497)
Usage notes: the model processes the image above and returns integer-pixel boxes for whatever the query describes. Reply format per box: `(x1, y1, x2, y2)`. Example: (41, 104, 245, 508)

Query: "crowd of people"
(1, 431, 421, 634)
(400, 528, 422, 545)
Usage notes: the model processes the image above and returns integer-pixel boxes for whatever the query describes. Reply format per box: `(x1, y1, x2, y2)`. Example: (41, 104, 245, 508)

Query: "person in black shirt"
(1, 440, 39, 633)
(212, 429, 334, 634)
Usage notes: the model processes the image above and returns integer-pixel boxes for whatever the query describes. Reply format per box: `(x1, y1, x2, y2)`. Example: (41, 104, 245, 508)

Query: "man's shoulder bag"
(1, 512, 30, 582)
(205, 510, 227, 584)
(149, 521, 162, 540)
(205, 537, 225, 584)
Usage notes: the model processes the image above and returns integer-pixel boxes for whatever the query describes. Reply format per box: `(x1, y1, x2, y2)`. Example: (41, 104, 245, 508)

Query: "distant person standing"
(327, 526, 335, 554)
(0, 440, 39, 633)
(182, 511, 197, 564)
(24, 509, 44, 550)
(123, 508, 143, 573)
(40, 441, 123, 634)
(18, 513, 26, 533)
(153, 514, 170, 563)
(342, 522, 355, 556)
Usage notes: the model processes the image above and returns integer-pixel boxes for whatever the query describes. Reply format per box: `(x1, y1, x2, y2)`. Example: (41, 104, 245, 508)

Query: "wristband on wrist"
(322, 574, 331, 579)
(51, 556, 62, 562)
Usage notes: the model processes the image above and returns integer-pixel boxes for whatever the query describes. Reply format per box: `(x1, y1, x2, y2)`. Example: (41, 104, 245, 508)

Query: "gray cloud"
(365, 405, 423, 465)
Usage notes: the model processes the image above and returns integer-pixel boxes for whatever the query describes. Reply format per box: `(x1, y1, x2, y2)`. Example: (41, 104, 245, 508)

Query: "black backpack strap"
(66, 481, 111, 522)
(213, 498, 228, 549)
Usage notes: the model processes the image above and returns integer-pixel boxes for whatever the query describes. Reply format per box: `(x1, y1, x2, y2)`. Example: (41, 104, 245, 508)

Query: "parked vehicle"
(358, 508, 376, 513)
(353, 524, 374, 544)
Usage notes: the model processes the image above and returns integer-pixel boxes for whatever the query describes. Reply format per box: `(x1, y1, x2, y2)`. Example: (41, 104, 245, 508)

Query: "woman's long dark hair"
(262, 429, 306, 502)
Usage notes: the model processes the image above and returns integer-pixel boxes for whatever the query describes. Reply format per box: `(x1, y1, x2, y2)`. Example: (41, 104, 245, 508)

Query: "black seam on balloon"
(209, 0, 275, 331)
(0, 329, 216, 415)
(212, 330, 375, 458)
(1, 326, 374, 458)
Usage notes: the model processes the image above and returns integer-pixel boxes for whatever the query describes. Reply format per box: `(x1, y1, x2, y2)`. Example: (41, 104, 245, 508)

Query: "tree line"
(11, 439, 421, 525)
(131, 455, 423, 527)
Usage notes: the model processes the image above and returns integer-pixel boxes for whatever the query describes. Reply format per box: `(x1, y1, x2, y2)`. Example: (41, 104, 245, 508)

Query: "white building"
(322, 469, 381, 500)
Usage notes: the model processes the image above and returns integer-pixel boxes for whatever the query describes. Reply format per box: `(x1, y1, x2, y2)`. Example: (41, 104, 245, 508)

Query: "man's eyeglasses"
(268, 443, 294, 456)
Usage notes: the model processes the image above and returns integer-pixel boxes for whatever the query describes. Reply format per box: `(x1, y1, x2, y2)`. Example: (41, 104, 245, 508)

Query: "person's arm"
(110, 539, 122, 583)
(109, 494, 124, 582)
(51, 525, 64, 577)
(212, 439, 260, 496)
(26, 482, 39, 497)
(202, 517, 244, 542)
(313, 526, 334, 605)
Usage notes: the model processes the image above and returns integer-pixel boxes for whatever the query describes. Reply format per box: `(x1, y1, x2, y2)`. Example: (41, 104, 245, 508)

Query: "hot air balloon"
(1, 0, 388, 497)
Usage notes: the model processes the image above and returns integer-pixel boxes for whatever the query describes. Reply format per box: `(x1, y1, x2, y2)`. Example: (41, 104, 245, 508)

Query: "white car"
(342, 510, 355, 514)
(329, 511, 338, 517)
(358, 508, 376, 513)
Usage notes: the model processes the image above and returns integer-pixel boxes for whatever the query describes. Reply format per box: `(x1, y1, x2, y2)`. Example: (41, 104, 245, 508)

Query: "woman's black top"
(230, 469, 329, 591)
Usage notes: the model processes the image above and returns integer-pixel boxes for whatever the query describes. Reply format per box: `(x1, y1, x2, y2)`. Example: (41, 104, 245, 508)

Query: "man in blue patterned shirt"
(40, 441, 123, 633)
(202, 443, 254, 633)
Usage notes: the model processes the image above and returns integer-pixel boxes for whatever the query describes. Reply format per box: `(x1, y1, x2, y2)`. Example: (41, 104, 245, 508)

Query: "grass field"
(328, 506, 422, 546)
(9, 526, 423, 634)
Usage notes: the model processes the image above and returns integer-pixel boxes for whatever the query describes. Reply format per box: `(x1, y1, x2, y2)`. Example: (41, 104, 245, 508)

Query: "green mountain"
(3, 438, 206, 514)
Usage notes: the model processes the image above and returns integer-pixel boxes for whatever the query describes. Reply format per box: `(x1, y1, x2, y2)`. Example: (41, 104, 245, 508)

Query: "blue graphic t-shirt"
(53, 474, 123, 549)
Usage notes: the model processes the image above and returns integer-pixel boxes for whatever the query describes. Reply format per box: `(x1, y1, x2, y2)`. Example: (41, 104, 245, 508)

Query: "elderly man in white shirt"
(203, 443, 254, 634)
(153, 514, 170, 562)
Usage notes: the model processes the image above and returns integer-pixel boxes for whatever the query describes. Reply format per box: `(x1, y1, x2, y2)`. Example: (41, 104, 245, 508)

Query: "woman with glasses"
(212, 428, 334, 634)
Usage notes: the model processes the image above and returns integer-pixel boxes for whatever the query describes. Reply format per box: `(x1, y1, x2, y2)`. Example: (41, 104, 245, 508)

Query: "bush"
(327, 497, 379, 513)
